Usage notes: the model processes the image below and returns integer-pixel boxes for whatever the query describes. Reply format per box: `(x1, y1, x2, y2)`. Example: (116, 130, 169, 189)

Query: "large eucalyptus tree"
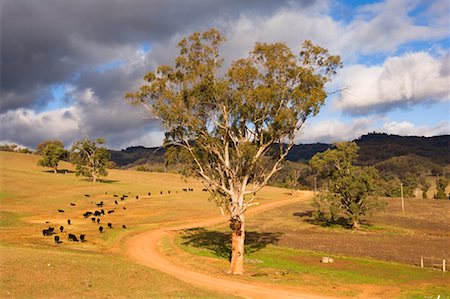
(127, 29, 341, 274)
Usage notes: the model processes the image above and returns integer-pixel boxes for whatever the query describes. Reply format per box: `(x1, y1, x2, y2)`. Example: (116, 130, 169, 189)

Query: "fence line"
(419, 257, 447, 272)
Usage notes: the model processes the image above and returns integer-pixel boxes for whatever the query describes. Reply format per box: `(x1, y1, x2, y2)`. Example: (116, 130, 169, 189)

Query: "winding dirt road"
(125, 192, 334, 299)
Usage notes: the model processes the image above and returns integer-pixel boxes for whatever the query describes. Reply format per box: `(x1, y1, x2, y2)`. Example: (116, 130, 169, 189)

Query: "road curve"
(125, 192, 334, 299)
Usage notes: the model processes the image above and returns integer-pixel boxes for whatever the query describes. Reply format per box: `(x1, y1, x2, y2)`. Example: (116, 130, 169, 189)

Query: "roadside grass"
(399, 285, 450, 299)
(175, 228, 450, 297)
(0, 244, 237, 299)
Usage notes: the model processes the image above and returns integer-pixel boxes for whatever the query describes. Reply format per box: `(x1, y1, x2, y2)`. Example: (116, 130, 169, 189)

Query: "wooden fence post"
(420, 257, 423, 268)
(443, 259, 446, 272)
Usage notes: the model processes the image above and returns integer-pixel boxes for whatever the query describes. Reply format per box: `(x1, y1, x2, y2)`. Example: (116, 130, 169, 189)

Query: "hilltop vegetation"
(108, 133, 450, 168)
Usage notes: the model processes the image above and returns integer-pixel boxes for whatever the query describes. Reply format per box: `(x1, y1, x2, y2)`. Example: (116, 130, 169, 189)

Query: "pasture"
(1, 151, 449, 298)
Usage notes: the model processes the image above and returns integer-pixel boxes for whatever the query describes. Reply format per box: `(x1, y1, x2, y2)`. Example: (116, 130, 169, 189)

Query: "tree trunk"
(53, 168, 57, 174)
(229, 215, 245, 275)
(352, 219, 360, 229)
(92, 175, 97, 183)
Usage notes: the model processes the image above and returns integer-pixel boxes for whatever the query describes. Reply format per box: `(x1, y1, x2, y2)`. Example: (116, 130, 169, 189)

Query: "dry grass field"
(1, 151, 449, 298)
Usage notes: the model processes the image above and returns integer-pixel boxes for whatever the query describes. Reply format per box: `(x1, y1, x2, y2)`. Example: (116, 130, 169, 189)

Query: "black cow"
(148, 192, 151, 196)
(94, 211, 101, 216)
(107, 210, 114, 214)
(59, 225, 64, 232)
(107, 223, 112, 228)
(68, 234, 79, 242)
(160, 191, 163, 195)
(80, 234, 85, 242)
(83, 211, 93, 218)
(42, 229, 53, 236)
(84, 194, 90, 197)
(168, 191, 170, 194)
(202, 188, 208, 192)
(182, 188, 187, 192)
(58, 209, 64, 213)
(54, 235, 60, 243)
(91, 217, 96, 223)
(122, 225, 127, 229)
(136, 195, 139, 199)
(70, 203, 76, 206)
(99, 226, 103, 233)
(114, 200, 118, 205)
(96, 201, 104, 207)
(113, 194, 118, 197)
(97, 218, 100, 224)
(123, 207, 126, 210)
(100, 209, 105, 215)
(67, 219, 71, 225)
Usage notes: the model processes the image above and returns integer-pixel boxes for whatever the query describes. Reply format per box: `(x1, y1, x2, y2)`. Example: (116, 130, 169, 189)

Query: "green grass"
(399, 285, 450, 299)
(175, 229, 450, 297)
(0, 211, 20, 228)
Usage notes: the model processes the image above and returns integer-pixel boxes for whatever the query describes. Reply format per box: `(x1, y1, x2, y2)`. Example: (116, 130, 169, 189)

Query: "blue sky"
(1, 0, 449, 149)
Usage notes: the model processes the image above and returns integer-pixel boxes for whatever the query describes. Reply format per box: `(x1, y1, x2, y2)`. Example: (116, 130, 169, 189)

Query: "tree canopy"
(70, 138, 110, 182)
(127, 28, 341, 274)
(310, 142, 384, 229)
(37, 142, 67, 173)
(36, 140, 64, 155)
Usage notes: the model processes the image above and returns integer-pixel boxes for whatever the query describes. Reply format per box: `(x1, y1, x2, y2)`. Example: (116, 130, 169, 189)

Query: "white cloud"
(297, 117, 449, 144)
(382, 120, 450, 136)
(0, 108, 81, 149)
(335, 51, 450, 114)
(339, 0, 448, 55)
(297, 117, 378, 143)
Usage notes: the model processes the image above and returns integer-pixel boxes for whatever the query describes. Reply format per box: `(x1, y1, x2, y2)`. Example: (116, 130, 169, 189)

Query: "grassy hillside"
(1, 151, 449, 298)
(0, 151, 247, 298)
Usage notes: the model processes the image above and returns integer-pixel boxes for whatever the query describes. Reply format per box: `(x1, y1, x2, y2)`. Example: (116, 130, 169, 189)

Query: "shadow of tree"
(292, 211, 358, 229)
(43, 169, 74, 174)
(78, 178, 119, 183)
(180, 228, 282, 260)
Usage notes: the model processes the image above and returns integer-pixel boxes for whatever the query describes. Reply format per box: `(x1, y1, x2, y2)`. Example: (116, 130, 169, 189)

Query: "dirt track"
(125, 191, 334, 299)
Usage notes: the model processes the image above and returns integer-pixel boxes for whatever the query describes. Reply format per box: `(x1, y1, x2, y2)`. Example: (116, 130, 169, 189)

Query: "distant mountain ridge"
(109, 133, 450, 167)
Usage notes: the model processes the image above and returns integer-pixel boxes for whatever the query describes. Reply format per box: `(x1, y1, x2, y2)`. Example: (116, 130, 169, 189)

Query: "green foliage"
(35, 140, 64, 155)
(310, 142, 385, 229)
(0, 144, 18, 152)
(0, 144, 32, 153)
(37, 142, 67, 173)
(434, 177, 449, 199)
(70, 138, 110, 182)
(127, 28, 340, 273)
(418, 176, 430, 199)
(136, 165, 148, 171)
(127, 28, 341, 209)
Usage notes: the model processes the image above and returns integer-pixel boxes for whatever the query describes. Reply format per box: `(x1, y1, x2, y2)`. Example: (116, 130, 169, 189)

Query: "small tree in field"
(126, 29, 341, 274)
(37, 142, 67, 173)
(36, 140, 64, 155)
(434, 177, 449, 199)
(70, 138, 110, 182)
(310, 142, 384, 229)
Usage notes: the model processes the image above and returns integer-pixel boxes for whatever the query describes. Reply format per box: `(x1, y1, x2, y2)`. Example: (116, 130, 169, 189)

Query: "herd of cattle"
(41, 187, 202, 244)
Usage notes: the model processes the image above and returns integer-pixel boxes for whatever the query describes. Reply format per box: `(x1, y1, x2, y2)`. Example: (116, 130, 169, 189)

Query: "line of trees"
(36, 138, 110, 182)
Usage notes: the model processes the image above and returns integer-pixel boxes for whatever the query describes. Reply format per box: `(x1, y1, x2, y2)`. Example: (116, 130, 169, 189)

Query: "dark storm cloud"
(1, 0, 312, 112)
